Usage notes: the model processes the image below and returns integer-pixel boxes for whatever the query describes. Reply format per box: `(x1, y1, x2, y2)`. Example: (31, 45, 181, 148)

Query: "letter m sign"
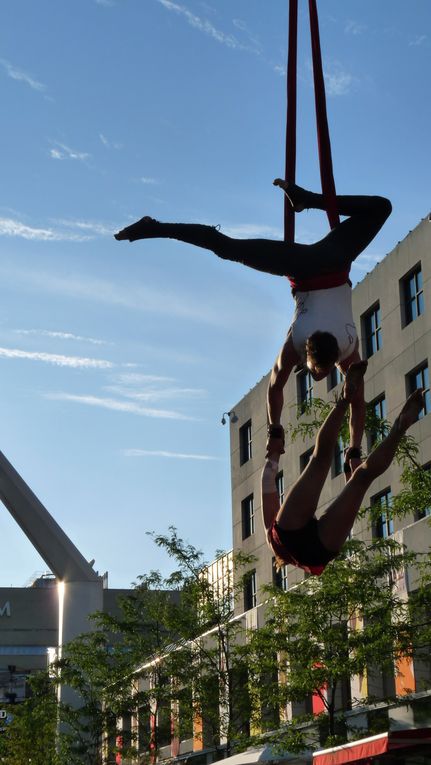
(0, 602, 11, 617)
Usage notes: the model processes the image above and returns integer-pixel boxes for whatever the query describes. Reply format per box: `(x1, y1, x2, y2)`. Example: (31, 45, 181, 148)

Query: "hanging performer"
(262, 361, 424, 575)
(114, 181, 392, 471)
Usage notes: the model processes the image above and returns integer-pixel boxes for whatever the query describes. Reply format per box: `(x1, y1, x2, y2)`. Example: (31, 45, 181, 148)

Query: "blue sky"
(0, 0, 430, 587)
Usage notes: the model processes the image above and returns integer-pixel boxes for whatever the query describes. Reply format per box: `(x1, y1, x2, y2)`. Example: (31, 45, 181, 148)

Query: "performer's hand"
(343, 447, 362, 481)
(266, 435, 285, 458)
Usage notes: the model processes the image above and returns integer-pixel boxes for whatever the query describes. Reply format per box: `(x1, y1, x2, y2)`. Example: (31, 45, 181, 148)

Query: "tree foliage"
(0, 671, 61, 765)
(35, 529, 256, 763)
(246, 538, 431, 748)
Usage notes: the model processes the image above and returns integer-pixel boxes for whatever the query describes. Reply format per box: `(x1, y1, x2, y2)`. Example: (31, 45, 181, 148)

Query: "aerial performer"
(114, 182, 392, 472)
(262, 363, 424, 575)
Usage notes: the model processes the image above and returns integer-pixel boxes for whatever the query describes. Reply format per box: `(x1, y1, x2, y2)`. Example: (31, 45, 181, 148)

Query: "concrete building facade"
(229, 213, 431, 700)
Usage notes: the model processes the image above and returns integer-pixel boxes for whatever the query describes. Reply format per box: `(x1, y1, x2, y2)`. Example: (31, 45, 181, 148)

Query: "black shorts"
(274, 517, 337, 569)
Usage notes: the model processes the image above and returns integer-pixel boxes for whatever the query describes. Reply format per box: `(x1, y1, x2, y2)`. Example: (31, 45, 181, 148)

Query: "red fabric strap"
(284, 0, 339, 242)
(284, 0, 298, 243)
(308, 0, 339, 230)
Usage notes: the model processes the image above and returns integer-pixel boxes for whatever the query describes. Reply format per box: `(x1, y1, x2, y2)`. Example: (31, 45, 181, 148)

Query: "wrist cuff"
(267, 425, 284, 439)
(346, 447, 361, 459)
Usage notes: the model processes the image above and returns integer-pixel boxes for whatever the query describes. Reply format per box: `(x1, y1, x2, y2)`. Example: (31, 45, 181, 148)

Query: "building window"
(274, 561, 289, 591)
(332, 436, 345, 478)
(372, 489, 393, 539)
(300, 448, 314, 473)
(239, 420, 252, 465)
(402, 265, 424, 326)
(327, 366, 344, 391)
(416, 464, 431, 521)
(368, 394, 387, 449)
(157, 705, 172, 747)
(276, 471, 284, 504)
(297, 369, 313, 411)
(362, 303, 382, 358)
(244, 570, 257, 610)
(408, 364, 430, 418)
(241, 494, 255, 539)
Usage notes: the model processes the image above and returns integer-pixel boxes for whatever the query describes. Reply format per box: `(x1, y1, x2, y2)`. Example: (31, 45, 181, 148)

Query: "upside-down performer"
(262, 361, 424, 575)
(115, 181, 392, 471)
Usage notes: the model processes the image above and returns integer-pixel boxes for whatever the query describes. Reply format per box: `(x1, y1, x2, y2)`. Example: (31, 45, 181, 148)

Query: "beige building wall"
(229, 214, 431, 611)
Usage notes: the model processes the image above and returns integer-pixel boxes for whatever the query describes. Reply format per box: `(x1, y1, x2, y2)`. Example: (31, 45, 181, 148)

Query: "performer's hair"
(306, 331, 339, 369)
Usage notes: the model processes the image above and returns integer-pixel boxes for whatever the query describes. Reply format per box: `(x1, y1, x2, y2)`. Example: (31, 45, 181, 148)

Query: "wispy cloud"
(345, 20, 367, 36)
(14, 329, 110, 346)
(53, 218, 114, 236)
(156, 0, 244, 50)
(104, 370, 206, 412)
(0, 58, 46, 92)
(113, 372, 175, 385)
(95, 0, 115, 5)
(105, 384, 206, 402)
(323, 62, 353, 97)
(232, 18, 262, 53)
(123, 449, 218, 460)
(140, 177, 159, 185)
(409, 35, 427, 47)
(305, 59, 355, 97)
(0, 346, 113, 369)
(99, 133, 123, 150)
(0, 213, 115, 241)
(351, 253, 383, 272)
(45, 392, 195, 420)
(0, 217, 91, 242)
(0, 266, 236, 327)
(49, 142, 90, 161)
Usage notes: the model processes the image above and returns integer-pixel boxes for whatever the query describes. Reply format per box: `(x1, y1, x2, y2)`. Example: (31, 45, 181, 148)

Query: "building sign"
(0, 603, 11, 618)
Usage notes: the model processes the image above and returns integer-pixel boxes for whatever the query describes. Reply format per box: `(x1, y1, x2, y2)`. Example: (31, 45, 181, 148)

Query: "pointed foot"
(114, 216, 159, 242)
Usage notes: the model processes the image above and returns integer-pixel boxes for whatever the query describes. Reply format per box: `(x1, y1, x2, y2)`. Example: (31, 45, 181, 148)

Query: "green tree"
(0, 671, 60, 765)
(46, 529, 255, 763)
(107, 529, 256, 759)
(247, 539, 431, 750)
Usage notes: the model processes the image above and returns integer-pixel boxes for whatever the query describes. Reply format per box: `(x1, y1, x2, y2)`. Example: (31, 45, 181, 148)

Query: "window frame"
(327, 366, 344, 392)
(401, 263, 424, 327)
(244, 570, 257, 611)
(241, 493, 255, 540)
(371, 488, 394, 539)
(362, 302, 382, 358)
(274, 562, 289, 592)
(297, 368, 314, 411)
(300, 448, 314, 473)
(415, 463, 431, 521)
(407, 363, 430, 419)
(239, 419, 252, 465)
(332, 435, 345, 478)
(368, 393, 387, 450)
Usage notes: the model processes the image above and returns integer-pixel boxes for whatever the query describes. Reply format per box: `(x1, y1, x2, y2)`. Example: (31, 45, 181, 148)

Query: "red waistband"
(288, 269, 350, 292)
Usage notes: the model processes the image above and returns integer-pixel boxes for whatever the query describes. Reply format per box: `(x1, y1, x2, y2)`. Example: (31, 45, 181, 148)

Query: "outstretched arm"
(267, 332, 299, 454)
(261, 457, 281, 533)
(339, 342, 365, 472)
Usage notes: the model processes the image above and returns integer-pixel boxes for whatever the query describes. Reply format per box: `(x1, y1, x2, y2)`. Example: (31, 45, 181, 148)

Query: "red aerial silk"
(284, 0, 340, 243)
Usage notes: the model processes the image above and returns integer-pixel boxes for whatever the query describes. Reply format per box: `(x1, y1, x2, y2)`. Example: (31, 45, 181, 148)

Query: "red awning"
(313, 728, 431, 765)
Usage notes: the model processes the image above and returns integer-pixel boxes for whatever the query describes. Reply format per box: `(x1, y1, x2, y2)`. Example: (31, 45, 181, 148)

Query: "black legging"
(135, 193, 391, 279)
